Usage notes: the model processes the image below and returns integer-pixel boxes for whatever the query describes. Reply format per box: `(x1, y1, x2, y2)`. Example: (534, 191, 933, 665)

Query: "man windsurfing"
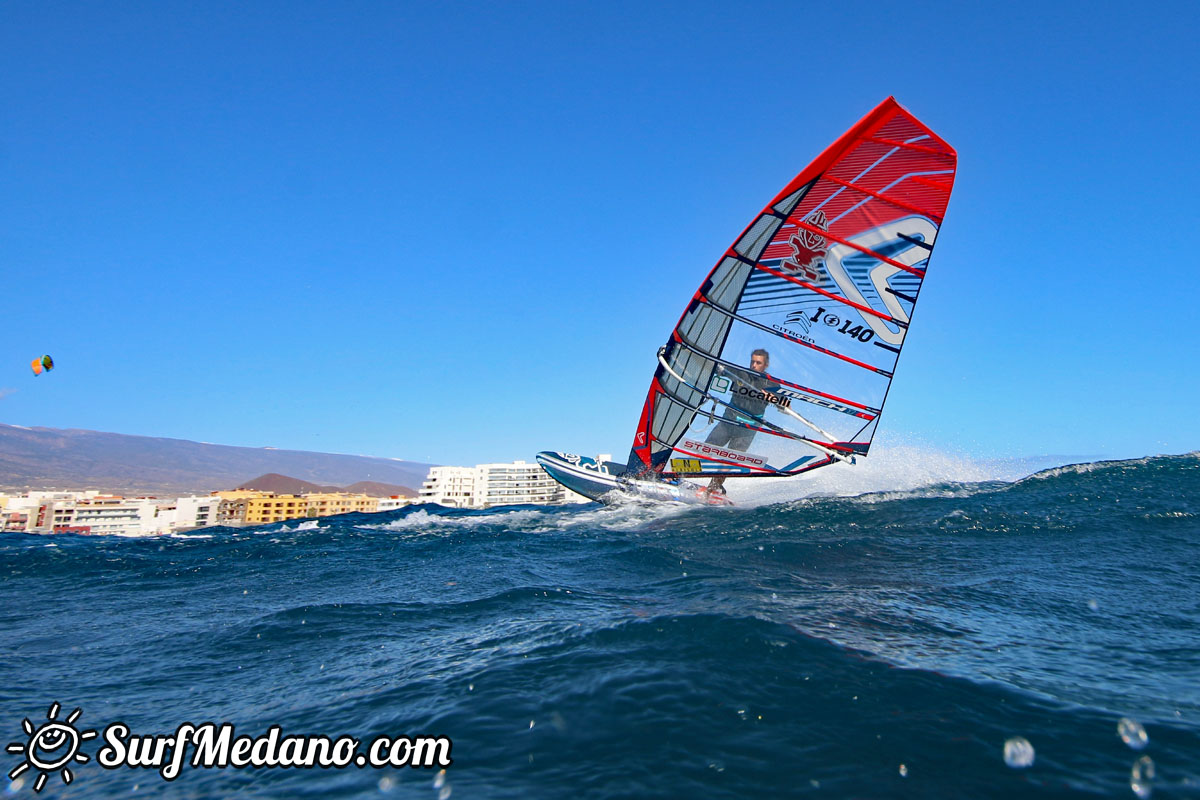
(704, 348, 781, 497)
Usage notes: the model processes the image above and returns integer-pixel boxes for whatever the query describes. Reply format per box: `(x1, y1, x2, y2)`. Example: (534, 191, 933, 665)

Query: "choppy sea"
(2, 450, 1198, 798)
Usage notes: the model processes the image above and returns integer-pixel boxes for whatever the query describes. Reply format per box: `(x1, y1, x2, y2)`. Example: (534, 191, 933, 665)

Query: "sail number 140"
(808, 307, 875, 342)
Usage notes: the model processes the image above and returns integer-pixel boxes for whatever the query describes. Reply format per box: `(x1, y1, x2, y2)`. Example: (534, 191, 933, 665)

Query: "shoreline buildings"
(0, 459, 591, 536)
(419, 459, 592, 508)
(0, 489, 415, 536)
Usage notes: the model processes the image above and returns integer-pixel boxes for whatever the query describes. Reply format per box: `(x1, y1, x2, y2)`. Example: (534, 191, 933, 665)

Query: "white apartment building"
(419, 466, 479, 508)
(50, 496, 161, 536)
(2, 491, 105, 533)
(157, 495, 223, 533)
(0, 491, 213, 536)
(419, 460, 589, 509)
(478, 461, 570, 506)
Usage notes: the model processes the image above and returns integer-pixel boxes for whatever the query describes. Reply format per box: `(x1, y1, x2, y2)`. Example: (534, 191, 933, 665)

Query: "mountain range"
(235, 473, 416, 497)
(0, 424, 433, 496)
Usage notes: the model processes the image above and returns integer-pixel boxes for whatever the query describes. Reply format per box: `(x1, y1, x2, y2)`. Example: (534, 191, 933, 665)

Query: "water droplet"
(377, 775, 395, 792)
(529, 720, 535, 729)
(707, 759, 726, 772)
(433, 769, 446, 789)
(1118, 718, 1149, 750)
(899, 764, 908, 777)
(438, 787, 452, 800)
(1087, 598, 1099, 611)
(1003, 736, 1035, 768)
(1131, 755, 1155, 799)
(467, 683, 474, 691)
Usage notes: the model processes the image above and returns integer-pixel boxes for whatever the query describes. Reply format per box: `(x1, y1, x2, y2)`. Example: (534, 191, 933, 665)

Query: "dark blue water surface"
(2, 454, 1198, 798)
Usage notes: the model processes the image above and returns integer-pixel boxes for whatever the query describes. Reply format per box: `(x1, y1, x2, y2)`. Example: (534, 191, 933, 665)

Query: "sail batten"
(866, 137, 956, 157)
(670, 335, 879, 418)
(751, 262, 906, 324)
(627, 97, 957, 479)
(696, 298, 895, 377)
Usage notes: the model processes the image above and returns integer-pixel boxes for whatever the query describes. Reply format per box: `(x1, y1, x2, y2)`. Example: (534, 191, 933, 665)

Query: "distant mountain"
(236, 473, 417, 497)
(0, 424, 435, 496)
(236, 473, 339, 495)
(342, 481, 417, 497)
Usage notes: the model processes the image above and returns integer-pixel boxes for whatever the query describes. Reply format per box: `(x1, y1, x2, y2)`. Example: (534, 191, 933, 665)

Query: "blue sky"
(2, 0, 1197, 465)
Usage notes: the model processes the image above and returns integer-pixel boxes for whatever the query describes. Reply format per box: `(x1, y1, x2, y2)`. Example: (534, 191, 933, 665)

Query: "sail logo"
(781, 209, 829, 282)
(670, 458, 702, 474)
(734, 384, 791, 410)
(783, 310, 813, 333)
(678, 439, 767, 468)
(822, 215, 938, 346)
(772, 323, 814, 344)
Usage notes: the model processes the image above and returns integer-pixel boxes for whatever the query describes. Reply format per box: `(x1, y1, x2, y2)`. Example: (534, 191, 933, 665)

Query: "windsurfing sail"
(627, 97, 956, 479)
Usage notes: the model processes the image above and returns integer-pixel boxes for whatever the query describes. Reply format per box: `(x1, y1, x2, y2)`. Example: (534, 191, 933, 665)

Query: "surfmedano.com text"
(98, 722, 453, 780)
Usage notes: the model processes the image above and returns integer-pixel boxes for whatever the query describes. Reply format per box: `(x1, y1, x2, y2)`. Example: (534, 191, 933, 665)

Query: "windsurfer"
(705, 349, 781, 496)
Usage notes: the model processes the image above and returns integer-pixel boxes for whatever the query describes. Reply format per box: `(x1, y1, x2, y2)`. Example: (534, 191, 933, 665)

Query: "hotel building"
(419, 460, 589, 508)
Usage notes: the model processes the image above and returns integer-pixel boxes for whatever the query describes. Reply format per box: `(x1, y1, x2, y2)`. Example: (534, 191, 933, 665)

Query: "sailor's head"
(750, 349, 769, 372)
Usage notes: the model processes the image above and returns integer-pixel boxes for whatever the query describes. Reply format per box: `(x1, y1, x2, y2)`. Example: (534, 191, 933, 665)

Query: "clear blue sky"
(3, 0, 1197, 465)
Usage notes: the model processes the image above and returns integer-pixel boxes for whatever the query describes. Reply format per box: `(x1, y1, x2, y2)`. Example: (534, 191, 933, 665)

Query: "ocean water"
(2, 452, 1198, 798)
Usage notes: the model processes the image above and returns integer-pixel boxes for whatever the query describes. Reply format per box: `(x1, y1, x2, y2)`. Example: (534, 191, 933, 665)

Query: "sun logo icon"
(6, 703, 96, 793)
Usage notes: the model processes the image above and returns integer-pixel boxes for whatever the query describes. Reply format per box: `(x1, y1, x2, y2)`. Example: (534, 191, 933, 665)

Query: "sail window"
(733, 215, 783, 261)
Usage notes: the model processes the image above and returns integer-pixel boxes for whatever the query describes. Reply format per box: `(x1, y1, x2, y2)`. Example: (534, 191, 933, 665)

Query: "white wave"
(274, 519, 326, 533)
(727, 432, 1078, 507)
(534, 499, 692, 532)
(1024, 455, 1152, 482)
(364, 508, 545, 532)
(362, 500, 689, 535)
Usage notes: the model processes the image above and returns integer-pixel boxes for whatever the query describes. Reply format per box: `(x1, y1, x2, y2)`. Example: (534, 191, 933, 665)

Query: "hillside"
(0, 424, 434, 496)
(236, 473, 417, 497)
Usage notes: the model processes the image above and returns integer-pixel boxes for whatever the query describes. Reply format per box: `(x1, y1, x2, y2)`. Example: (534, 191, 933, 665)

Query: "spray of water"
(726, 431, 1076, 508)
